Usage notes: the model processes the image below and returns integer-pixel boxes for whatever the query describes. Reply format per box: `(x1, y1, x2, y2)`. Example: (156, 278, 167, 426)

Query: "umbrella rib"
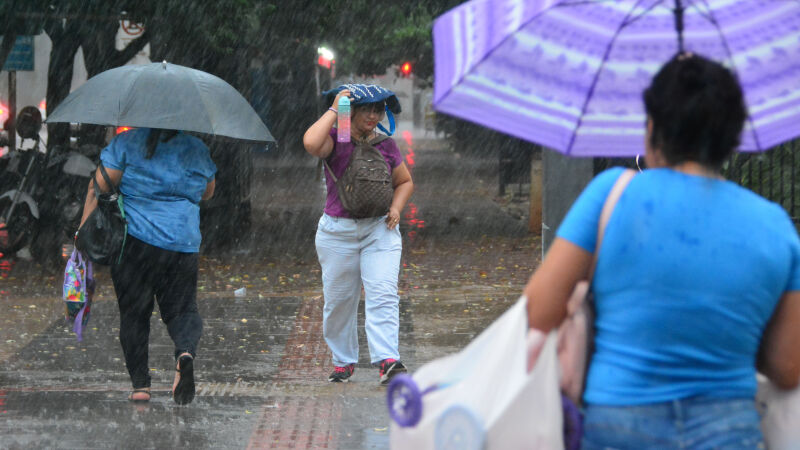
(696, 0, 763, 152)
(685, 0, 714, 23)
(565, 0, 654, 155)
(187, 74, 218, 137)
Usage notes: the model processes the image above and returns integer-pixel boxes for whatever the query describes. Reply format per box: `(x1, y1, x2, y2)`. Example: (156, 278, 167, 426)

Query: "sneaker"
(328, 364, 355, 382)
(379, 359, 407, 385)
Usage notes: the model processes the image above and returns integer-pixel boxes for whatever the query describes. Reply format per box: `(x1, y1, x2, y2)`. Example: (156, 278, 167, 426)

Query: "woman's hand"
(332, 90, 351, 110)
(304, 90, 351, 158)
(385, 207, 401, 229)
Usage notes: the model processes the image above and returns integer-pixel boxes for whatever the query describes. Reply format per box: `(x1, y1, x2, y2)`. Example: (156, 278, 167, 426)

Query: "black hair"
(643, 53, 747, 170)
(145, 128, 179, 159)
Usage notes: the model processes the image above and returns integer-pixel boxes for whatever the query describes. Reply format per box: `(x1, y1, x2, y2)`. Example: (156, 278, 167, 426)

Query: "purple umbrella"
(433, 0, 800, 157)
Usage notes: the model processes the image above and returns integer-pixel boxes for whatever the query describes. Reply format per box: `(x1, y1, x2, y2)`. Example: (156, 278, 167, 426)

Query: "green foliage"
(313, 0, 464, 81)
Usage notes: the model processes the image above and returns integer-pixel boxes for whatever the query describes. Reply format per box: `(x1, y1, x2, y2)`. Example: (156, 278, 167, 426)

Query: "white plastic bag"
(389, 297, 564, 449)
(757, 375, 800, 449)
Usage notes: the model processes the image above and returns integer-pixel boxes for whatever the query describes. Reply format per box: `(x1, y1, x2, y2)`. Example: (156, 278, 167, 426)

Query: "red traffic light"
(400, 62, 412, 76)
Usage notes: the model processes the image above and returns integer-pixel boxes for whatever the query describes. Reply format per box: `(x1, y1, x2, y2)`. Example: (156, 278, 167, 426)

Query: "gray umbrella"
(46, 61, 274, 143)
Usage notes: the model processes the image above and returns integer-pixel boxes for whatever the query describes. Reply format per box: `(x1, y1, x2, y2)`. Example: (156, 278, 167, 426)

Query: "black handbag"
(75, 162, 127, 265)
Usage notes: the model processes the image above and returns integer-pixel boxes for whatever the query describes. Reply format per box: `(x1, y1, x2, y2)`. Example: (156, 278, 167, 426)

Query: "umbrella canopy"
(47, 62, 274, 143)
(433, 0, 800, 157)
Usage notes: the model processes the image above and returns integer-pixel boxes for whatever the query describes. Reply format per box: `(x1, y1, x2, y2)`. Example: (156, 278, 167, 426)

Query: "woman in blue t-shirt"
(525, 53, 800, 448)
(79, 128, 216, 405)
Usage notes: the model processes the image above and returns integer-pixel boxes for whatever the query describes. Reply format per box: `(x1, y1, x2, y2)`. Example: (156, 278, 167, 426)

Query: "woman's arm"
(524, 238, 593, 332)
(303, 90, 350, 159)
(202, 178, 216, 201)
(758, 291, 800, 389)
(78, 166, 123, 228)
(386, 162, 413, 229)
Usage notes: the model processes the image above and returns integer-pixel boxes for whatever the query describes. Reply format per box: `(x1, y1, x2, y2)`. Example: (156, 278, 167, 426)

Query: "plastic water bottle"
(337, 96, 350, 143)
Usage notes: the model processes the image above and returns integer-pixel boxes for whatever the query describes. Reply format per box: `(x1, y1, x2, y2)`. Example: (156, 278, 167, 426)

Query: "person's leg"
(360, 218, 402, 364)
(152, 250, 201, 405)
(315, 215, 362, 369)
(111, 237, 157, 391)
(154, 251, 202, 360)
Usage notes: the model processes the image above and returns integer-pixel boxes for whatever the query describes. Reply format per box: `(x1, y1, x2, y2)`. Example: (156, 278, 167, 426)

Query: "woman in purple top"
(303, 84, 414, 384)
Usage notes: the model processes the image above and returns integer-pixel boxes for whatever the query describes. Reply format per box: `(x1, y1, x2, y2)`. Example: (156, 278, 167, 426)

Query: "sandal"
(128, 388, 151, 403)
(172, 354, 195, 405)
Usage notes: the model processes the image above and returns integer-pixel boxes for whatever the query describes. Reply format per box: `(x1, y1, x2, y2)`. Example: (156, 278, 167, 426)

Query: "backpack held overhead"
(324, 135, 395, 218)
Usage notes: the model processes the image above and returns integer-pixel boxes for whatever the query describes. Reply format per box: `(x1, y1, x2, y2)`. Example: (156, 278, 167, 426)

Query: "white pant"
(315, 213, 402, 366)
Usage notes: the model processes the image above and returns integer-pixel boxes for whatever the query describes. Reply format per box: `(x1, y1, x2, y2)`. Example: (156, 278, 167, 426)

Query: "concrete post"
(542, 149, 593, 257)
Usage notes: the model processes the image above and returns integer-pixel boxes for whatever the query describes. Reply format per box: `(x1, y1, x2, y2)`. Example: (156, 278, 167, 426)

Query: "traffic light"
(400, 61, 412, 77)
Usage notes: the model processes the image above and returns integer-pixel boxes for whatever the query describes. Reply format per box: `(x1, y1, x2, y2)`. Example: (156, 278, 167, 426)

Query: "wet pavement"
(0, 127, 541, 449)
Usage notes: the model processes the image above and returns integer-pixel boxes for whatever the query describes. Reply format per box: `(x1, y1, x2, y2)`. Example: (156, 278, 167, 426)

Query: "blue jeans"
(581, 397, 764, 449)
(315, 214, 402, 366)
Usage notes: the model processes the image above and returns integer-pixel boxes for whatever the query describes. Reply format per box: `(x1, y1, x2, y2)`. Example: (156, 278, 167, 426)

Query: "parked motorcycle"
(0, 106, 96, 260)
(0, 106, 47, 254)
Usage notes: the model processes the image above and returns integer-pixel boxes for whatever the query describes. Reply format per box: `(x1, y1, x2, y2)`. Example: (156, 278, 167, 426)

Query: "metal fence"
(724, 139, 800, 224)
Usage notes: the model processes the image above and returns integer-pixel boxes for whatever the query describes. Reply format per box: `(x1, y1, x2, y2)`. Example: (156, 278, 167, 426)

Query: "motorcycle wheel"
(0, 197, 36, 254)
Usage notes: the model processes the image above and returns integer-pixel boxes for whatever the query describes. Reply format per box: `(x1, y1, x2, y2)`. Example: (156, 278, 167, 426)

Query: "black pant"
(111, 236, 202, 389)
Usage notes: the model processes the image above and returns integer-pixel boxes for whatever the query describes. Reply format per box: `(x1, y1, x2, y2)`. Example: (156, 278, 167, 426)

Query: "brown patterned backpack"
(323, 135, 395, 218)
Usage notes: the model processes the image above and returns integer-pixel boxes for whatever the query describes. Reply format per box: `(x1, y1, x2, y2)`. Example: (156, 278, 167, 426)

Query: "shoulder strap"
(321, 134, 390, 182)
(92, 162, 119, 197)
(587, 169, 636, 282)
(322, 159, 338, 183)
(369, 134, 390, 146)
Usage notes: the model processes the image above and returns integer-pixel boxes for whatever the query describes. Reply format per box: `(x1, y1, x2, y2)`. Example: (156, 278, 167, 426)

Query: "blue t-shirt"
(557, 167, 800, 405)
(101, 128, 217, 253)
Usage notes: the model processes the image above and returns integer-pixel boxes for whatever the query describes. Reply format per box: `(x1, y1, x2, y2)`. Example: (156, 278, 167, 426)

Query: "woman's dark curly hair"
(643, 53, 747, 170)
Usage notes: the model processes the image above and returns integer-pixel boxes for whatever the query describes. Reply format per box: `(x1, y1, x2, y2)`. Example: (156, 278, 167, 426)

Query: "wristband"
(328, 107, 338, 114)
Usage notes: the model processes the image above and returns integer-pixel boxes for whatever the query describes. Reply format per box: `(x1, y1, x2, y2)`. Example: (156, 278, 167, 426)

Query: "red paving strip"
(247, 297, 340, 448)
(0, 389, 7, 413)
(275, 297, 330, 381)
(246, 396, 341, 449)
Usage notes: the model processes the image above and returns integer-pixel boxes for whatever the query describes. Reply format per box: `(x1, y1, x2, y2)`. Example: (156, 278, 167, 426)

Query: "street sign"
(1, 36, 34, 71)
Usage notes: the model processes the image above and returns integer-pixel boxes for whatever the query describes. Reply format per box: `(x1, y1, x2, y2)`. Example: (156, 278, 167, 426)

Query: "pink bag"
(558, 169, 636, 405)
